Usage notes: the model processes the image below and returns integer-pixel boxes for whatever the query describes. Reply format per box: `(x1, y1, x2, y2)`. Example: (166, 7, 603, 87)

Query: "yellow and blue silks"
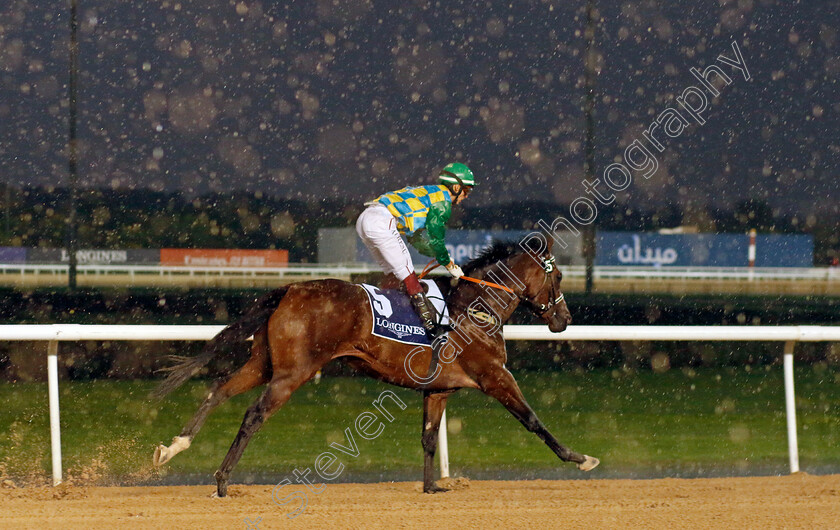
(374, 185, 451, 236)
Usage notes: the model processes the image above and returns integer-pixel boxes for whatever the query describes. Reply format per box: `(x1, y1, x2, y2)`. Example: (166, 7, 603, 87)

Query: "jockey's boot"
(404, 272, 451, 337)
(409, 291, 439, 337)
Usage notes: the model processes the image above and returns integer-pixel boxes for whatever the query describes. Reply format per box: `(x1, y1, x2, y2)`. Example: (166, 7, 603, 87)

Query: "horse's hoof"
(424, 485, 451, 494)
(153, 436, 190, 466)
(153, 445, 169, 466)
(214, 470, 228, 498)
(577, 455, 600, 472)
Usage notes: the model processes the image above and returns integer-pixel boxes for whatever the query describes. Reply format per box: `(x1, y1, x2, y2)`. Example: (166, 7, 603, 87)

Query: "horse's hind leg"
(422, 391, 452, 493)
(213, 368, 314, 497)
(480, 367, 599, 471)
(154, 327, 272, 466)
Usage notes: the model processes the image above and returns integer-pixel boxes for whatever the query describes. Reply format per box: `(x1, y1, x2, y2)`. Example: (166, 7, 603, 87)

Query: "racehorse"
(152, 237, 599, 497)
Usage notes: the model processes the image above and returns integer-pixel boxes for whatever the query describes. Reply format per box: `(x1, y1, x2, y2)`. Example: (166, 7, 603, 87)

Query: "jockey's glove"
(445, 261, 464, 279)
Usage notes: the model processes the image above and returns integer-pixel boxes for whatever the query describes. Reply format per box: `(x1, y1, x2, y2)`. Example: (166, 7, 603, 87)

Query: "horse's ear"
(544, 235, 554, 252)
(519, 233, 552, 256)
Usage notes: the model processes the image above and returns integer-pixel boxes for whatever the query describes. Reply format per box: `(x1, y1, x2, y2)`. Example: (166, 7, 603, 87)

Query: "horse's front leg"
(421, 391, 452, 493)
(479, 367, 599, 471)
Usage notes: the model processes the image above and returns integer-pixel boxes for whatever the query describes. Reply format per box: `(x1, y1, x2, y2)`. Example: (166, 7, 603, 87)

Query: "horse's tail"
(151, 287, 289, 400)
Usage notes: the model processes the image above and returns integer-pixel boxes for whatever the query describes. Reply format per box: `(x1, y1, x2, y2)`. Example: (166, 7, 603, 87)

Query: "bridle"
(419, 252, 565, 318)
(519, 254, 565, 318)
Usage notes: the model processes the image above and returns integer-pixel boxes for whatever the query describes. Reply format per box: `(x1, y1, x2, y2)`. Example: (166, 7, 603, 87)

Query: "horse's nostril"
(566, 315, 573, 325)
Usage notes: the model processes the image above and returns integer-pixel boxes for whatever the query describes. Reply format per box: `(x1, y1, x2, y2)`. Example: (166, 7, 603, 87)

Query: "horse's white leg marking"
(577, 455, 600, 472)
(153, 435, 192, 466)
(154, 390, 219, 466)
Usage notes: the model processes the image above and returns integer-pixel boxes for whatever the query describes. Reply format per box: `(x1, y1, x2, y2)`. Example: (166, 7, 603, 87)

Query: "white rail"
(2, 263, 839, 281)
(589, 266, 840, 281)
(0, 263, 379, 281)
(503, 325, 840, 342)
(2, 324, 837, 485)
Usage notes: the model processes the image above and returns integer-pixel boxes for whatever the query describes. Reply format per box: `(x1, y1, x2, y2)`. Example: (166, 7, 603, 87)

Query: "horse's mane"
(461, 240, 521, 275)
(433, 238, 542, 298)
(463, 236, 547, 274)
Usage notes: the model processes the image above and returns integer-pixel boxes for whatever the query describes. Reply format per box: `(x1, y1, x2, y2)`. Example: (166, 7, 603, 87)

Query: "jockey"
(356, 162, 476, 341)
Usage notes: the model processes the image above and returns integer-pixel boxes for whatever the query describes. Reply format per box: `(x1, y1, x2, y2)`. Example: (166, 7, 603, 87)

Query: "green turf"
(1, 366, 839, 483)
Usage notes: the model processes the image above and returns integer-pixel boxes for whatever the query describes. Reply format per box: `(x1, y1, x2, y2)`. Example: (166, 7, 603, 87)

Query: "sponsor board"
(27, 248, 160, 264)
(0, 247, 26, 263)
(347, 228, 583, 266)
(160, 248, 289, 267)
(596, 232, 813, 267)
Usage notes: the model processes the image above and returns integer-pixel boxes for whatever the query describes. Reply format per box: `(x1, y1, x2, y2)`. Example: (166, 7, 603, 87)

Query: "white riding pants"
(356, 204, 415, 281)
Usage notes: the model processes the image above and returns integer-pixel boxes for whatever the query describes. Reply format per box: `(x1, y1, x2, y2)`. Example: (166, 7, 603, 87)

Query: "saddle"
(359, 280, 450, 346)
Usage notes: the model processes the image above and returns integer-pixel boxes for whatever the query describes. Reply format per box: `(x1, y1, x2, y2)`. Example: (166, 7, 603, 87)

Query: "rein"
(418, 260, 514, 293)
(459, 275, 515, 293)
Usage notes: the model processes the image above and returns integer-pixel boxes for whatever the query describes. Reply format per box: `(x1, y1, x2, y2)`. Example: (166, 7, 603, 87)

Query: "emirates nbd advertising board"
(596, 232, 813, 267)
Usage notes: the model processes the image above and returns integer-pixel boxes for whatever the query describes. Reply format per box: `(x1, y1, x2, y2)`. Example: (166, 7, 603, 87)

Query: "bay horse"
(152, 237, 599, 497)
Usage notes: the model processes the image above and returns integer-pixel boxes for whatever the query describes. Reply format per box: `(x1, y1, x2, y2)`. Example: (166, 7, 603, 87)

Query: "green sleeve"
(407, 231, 436, 258)
(424, 200, 452, 265)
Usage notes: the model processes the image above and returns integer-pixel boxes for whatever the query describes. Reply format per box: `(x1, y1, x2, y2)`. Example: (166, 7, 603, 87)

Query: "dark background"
(0, 1, 837, 217)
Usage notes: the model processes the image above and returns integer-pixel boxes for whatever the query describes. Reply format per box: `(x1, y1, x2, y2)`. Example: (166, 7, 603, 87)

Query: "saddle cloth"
(359, 279, 450, 345)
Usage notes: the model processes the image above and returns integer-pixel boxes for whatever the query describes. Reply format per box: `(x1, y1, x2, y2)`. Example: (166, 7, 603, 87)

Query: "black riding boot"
(409, 292, 449, 382)
(410, 291, 453, 342)
(409, 292, 438, 337)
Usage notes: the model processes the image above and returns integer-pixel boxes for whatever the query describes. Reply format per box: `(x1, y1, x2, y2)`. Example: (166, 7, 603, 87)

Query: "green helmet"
(438, 162, 476, 187)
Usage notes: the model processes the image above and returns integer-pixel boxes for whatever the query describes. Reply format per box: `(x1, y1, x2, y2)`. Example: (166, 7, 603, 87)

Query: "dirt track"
(2, 474, 839, 529)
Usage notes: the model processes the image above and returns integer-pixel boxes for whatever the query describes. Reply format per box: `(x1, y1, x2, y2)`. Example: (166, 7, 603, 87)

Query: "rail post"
(783, 340, 799, 473)
(47, 340, 63, 485)
(748, 229, 756, 281)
